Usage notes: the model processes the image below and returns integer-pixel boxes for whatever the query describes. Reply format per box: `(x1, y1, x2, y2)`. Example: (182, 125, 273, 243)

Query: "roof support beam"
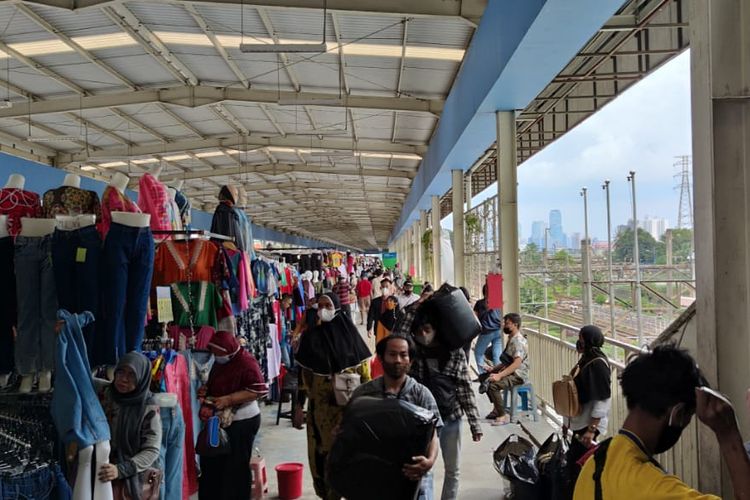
(0, 86, 442, 119)
(23, 0, 486, 22)
(59, 134, 425, 163)
(153, 163, 414, 181)
(184, 4, 249, 88)
(101, 5, 199, 86)
(0, 39, 86, 94)
(15, 3, 137, 90)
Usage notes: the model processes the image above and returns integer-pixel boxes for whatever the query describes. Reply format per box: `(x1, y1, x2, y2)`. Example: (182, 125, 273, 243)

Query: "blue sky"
(443, 50, 692, 242)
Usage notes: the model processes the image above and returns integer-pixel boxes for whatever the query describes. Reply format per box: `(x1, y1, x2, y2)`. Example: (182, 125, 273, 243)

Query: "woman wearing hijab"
(198, 331, 268, 500)
(96, 352, 162, 500)
(295, 292, 372, 500)
(375, 296, 400, 344)
(563, 325, 612, 494)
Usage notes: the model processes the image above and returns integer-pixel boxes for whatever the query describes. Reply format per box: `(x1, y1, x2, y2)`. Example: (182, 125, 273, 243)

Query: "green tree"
(521, 242, 542, 266)
(613, 227, 663, 264)
(660, 228, 694, 263)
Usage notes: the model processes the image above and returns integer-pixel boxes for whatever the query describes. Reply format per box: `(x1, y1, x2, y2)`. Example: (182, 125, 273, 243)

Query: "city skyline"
(443, 50, 692, 243)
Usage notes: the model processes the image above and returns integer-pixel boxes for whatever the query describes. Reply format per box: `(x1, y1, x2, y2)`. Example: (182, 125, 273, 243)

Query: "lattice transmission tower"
(674, 155, 693, 229)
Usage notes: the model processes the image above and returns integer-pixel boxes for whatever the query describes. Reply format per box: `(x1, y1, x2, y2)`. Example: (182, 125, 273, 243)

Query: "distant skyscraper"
(640, 215, 670, 240)
(548, 209, 566, 249)
(529, 221, 546, 248)
(570, 232, 581, 251)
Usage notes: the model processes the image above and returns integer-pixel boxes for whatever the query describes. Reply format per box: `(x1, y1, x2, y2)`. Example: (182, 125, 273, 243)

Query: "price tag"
(75, 248, 87, 263)
(156, 286, 174, 323)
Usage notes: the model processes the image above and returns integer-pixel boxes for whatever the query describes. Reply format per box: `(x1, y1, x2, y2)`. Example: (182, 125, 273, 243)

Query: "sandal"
(491, 416, 511, 426)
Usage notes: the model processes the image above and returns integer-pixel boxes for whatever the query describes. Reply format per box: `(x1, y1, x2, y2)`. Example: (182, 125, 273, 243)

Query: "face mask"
(404, 290, 412, 296)
(318, 308, 336, 323)
(214, 355, 231, 365)
(381, 288, 389, 295)
(312, 303, 319, 310)
(503, 326, 513, 334)
(576, 339, 585, 353)
(654, 406, 688, 454)
(415, 331, 435, 346)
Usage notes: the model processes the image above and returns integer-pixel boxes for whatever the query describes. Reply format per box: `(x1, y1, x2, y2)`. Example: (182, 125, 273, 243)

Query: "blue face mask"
(214, 355, 231, 365)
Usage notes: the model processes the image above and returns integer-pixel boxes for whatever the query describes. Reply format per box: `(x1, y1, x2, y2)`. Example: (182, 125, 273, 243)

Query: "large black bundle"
(494, 434, 540, 499)
(328, 396, 437, 500)
(421, 284, 481, 349)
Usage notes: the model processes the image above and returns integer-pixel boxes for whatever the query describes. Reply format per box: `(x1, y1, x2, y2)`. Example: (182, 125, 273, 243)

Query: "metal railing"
(522, 313, 700, 488)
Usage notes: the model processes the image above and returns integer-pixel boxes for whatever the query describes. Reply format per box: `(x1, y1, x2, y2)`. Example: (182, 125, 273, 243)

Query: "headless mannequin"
(4, 174, 25, 190)
(168, 187, 177, 201)
(56, 173, 94, 230)
(109, 172, 150, 228)
(174, 180, 184, 191)
(147, 163, 163, 179)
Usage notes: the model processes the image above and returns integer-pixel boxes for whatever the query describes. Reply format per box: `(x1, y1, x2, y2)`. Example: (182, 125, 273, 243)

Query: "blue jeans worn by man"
(439, 418, 463, 500)
(474, 331, 502, 374)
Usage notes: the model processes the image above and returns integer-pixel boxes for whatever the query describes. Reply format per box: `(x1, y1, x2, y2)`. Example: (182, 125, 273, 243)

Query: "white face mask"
(415, 331, 436, 346)
(312, 303, 319, 310)
(214, 355, 231, 365)
(318, 308, 336, 323)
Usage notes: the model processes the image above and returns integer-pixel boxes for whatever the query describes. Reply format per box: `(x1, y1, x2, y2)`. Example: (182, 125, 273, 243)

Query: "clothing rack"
(152, 229, 235, 242)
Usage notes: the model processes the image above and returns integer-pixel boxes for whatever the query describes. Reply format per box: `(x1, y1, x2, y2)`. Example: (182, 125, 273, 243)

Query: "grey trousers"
(15, 235, 58, 374)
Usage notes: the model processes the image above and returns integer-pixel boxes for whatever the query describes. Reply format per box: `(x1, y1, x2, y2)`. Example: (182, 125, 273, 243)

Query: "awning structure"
(0, 0, 479, 249)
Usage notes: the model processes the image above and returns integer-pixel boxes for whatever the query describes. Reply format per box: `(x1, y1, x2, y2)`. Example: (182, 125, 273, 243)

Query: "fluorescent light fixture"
(81, 165, 97, 171)
(355, 152, 422, 160)
(194, 151, 225, 158)
(27, 135, 82, 142)
(163, 154, 191, 161)
(0, 101, 11, 109)
(240, 42, 327, 54)
(132, 158, 160, 165)
(99, 161, 127, 168)
(75, 32, 138, 51)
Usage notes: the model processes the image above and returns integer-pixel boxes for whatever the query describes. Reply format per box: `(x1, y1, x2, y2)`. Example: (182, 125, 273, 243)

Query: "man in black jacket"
(367, 278, 393, 338)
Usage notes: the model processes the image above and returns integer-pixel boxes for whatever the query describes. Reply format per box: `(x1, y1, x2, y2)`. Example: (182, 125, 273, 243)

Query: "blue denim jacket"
(51, 309, 111, 448)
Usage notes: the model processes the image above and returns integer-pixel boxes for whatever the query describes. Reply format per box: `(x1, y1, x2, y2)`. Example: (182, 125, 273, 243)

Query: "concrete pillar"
(431, 195, 442, 286)
(452, 169, 466, 287)
(411, 222, 419, 279)
(419, 210, 429, 282)
(497, 111, 520, 313)
(691, 0, 749, 494)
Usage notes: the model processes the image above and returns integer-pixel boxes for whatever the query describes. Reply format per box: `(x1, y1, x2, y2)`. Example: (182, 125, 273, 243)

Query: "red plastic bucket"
(275, 462, 304, 500)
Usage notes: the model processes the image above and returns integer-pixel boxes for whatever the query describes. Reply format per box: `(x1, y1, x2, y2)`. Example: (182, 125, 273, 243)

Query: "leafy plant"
(465, 213, 481, 236)
(422, 229, 433, 256)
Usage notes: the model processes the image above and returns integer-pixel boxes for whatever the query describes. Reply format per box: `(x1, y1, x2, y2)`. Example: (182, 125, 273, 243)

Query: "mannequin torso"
(62, 174, 81, 188)
(4, 174, 25, 190)
(56, 215, 96, 231)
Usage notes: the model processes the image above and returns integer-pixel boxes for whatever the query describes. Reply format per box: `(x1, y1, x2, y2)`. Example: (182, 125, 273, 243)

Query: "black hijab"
(109, 352, 152, 459)
(296, 292, 371, 375)
(575, 325, 611, 405)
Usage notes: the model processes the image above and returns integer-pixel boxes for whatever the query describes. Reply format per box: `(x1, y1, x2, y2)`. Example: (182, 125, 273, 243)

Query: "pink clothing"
(138, 173, 171, 232)
(0, 188, 43, 237)
(99, 186, 141, 238)
(164, 354, 199, 498)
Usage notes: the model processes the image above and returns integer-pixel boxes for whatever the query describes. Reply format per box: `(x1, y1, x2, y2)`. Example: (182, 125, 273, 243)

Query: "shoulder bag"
(552, 357, 609, 417)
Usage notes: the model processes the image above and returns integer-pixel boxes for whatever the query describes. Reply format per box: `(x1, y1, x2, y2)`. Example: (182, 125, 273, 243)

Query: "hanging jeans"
(101, 223, 154, 365)
(0, 237, 16, 375)
(51, 227, 102, 365)
(0, 463, 67, 500)
(159, 405, 185, 500)
(15, 235, 58, 375)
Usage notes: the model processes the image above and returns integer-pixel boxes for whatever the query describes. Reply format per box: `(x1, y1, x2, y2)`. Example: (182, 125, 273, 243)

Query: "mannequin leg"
(74, 446, 93, 500)
(93, 441, 114, 500)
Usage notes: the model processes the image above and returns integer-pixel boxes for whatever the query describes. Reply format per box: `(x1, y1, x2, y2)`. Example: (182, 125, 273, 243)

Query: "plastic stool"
(502, 383, 538, 422)
(250, 456, 269, 499)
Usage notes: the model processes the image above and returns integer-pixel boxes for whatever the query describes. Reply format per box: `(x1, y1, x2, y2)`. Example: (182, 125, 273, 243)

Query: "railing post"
(582, 238, 593, 324)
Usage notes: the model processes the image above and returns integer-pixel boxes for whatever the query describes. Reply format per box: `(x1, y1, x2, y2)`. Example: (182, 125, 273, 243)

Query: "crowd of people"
(286, 262, 750, 500)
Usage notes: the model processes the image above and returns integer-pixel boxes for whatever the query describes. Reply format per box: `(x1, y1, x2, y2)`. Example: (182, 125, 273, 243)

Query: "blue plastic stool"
(502, 383, 538, 422)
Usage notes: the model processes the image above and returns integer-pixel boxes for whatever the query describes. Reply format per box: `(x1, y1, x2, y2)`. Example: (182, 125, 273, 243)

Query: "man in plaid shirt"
(393, 291, 483, 500)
